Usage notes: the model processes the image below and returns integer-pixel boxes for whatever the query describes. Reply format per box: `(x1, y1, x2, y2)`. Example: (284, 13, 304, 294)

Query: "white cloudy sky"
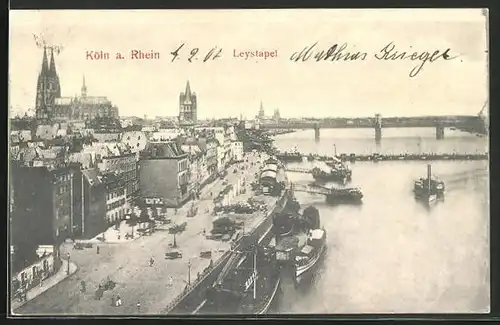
(9, 9, 488, 118)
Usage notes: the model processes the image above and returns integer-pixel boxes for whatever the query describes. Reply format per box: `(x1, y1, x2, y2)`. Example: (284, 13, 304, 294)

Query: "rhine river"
(272, 128, 489, 314)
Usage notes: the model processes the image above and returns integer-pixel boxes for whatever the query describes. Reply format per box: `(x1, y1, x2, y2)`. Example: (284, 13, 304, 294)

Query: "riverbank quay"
(164, 157, 289, 314)
(13, 152, 273, 315)
(275, 152, 488, 163)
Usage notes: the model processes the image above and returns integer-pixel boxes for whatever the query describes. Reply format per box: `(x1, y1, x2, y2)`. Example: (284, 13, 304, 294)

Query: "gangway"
(290, 183, 332, 195)
(290, 182, 364, 204)
(286, 168, 313, 174)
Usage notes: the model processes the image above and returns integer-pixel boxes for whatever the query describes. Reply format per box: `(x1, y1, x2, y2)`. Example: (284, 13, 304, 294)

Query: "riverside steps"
(275, 152, 488, 163)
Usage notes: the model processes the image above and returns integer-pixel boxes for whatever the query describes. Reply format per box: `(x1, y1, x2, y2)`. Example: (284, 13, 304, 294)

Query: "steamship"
(202, 241, 281, 314)
(313, 157, 352, 184)
(270, 205, 326, 285)
(414, 164, 445, 203)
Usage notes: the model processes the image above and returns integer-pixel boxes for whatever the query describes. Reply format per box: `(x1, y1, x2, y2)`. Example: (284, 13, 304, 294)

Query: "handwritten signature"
(290, 42, 458, 77)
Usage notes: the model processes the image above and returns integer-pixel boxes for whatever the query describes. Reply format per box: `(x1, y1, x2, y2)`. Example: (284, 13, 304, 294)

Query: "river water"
(272, 128, 490, 314)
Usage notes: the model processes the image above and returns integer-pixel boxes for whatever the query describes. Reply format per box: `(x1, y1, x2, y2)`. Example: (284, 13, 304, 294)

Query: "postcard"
(8, 9, 489, 316)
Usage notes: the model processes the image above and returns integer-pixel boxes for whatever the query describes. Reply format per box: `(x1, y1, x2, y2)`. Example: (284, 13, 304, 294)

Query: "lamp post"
(333, 144, 337, 157)
(187, 260, 192, 285)
(66, 253, 70, 275)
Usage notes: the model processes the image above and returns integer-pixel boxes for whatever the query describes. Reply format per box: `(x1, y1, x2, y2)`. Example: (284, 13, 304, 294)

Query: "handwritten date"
(170, 43, 223, 63)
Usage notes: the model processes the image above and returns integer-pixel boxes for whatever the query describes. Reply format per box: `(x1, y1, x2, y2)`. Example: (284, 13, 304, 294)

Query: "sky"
(9, 9, 488, 119)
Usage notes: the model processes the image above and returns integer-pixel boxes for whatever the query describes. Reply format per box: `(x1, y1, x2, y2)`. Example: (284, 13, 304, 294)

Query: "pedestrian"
(96, 245, 100, 254)
(116, 294, 122, 307)
(136, 301, 141, 312)
(168, 276, 173, 287)
(111, 295, 116, 307)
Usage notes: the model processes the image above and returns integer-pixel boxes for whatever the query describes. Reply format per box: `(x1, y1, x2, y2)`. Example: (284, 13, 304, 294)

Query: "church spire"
(185, 80, 192, 97)
(41, 46, 49, 74)
(49, 48, 57, 76)
(258, 101, 265, 118)
(81, 75, 87, 97)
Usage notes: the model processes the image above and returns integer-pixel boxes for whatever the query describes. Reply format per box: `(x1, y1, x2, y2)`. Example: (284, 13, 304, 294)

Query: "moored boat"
(414, 164, 445, 203)
(325, 187, 363, 205)
(202, 243, 281, 314)
(270, 206, 326, 286)
(311, 166, 352, 184)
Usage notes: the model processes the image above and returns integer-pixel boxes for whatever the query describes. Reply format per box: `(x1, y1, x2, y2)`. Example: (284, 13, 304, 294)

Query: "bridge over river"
(259, 113, 488, 141)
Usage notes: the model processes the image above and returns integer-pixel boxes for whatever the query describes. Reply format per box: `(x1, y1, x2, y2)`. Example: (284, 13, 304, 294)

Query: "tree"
(151, 205, 159, 219)
(127, 212, 138, 237)
(212, 217, 236, 235)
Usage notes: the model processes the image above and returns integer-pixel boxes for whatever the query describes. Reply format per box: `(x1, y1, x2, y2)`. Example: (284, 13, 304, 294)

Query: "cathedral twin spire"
(40, 46, 58, 78)
(35, 47, 61, 117)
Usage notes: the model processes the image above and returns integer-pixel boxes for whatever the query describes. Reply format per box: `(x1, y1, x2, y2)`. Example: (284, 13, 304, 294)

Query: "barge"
(325, 187, 363, 205)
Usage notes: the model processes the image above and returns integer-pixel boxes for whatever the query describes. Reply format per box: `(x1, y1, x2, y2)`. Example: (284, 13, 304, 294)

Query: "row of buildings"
(10, 48, 241, 274)
(10, 120, 244, 271)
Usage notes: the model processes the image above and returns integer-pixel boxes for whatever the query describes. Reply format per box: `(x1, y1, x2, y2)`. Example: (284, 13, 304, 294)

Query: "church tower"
(35, 47, 61, 120)
(273, 108, 280, 123)
(258, 101, 265, 118)
(179, 80, 197, 124)
(81, 75, 87, 98)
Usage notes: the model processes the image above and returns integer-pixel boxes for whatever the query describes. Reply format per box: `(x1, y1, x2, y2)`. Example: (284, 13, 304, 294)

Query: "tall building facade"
(179, 81, 197, 123)
(34, 48, 119, 122)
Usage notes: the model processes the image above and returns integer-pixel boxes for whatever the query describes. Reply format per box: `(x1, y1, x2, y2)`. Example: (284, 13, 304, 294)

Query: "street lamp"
(187, 260, 192, 285)
(173, 232, 177, 248)
(333, 144, 337, 157)
(66, 253, 70, 275)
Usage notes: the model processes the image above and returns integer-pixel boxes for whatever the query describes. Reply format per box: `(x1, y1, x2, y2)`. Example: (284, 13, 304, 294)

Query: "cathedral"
(179, 81, 197, 124)
(35, 47, 119, 122)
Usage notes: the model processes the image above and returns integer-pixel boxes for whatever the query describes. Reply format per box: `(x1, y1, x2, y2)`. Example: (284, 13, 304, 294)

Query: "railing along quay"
(163, 191, 291, 314)
(163, 249, 232, 314)
(275, 152, 488, 163)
